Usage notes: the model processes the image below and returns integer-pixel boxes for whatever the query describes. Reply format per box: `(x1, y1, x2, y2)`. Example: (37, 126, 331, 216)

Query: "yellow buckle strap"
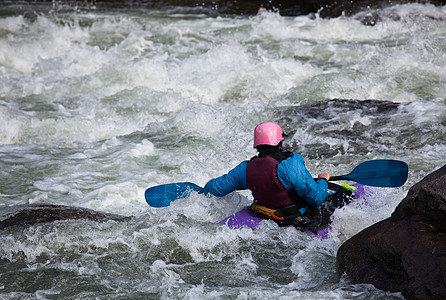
(250, 203, 284, 221)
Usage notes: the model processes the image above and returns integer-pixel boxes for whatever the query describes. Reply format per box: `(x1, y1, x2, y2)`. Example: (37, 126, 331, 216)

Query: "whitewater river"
(0, 1, 445, 299)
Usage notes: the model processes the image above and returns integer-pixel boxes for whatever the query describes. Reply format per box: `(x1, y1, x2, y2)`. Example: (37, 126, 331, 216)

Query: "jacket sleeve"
(276, 153, 328, 207)
(203, 161, 249, 197)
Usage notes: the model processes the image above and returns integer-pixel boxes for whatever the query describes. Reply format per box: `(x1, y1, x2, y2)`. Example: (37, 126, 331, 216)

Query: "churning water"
(0, 1, 445, 299)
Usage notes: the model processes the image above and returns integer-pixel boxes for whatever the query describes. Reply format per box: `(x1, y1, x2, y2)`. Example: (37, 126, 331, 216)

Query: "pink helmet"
(253, 122, 285, 148)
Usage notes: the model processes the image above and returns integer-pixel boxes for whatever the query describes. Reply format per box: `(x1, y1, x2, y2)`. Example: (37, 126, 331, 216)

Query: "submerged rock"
(0, 203, 130, 230)
(336, 165, 446, 300)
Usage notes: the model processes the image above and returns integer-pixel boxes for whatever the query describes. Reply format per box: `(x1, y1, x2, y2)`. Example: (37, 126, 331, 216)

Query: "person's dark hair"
(255, 141, 283, 155)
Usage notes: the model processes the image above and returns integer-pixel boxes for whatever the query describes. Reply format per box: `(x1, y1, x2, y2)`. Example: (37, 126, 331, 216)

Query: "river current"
(0, 1, 445, 299)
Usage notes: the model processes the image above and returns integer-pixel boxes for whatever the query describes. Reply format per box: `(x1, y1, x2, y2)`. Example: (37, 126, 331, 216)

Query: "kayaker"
(203, 121, 334, 229)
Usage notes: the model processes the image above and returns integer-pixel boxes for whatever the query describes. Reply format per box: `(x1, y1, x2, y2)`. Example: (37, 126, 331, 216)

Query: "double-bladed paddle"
(145, 159, 408, 207)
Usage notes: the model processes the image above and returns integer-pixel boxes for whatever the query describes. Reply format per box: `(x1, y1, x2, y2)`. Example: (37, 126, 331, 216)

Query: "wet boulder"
(336, 165, 446, 299)
(0, 203, 130, 230)
(50, 0, 446, 18)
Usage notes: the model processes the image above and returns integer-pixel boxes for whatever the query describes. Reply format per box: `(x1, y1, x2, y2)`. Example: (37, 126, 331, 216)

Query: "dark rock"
(392, 165, 446, 232)
(18, 0, 446, 18)
(0, 203, 130, 229)
(336, 165, 446, 300)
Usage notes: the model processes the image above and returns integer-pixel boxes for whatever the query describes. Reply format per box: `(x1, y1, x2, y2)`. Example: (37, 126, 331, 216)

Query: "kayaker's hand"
(318, 173, 330, 181)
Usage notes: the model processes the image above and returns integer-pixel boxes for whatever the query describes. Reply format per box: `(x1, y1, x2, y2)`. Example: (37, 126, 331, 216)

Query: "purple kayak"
(219, 183, 369, 238)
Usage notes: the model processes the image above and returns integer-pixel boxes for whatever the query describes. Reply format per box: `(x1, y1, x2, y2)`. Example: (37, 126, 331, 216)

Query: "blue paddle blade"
(145, 182, 203, 207)
(340, 159, 408, 187)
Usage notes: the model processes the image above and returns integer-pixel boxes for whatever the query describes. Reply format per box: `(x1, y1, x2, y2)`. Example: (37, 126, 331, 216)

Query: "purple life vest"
(246, 155, 294, 209)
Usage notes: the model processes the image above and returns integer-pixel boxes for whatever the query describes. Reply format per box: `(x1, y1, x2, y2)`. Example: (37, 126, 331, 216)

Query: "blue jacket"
(203, 153, 328, 210)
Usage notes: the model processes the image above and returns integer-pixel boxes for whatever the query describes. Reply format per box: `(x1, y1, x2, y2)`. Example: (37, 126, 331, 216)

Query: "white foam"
(250, 9, 398, 43)
(329, 186, 408, 244)
(0, 15, 27, 32)
(0, 106, 24, 145)
(402, 100, 445, 125)
(129, 139, 155, 158)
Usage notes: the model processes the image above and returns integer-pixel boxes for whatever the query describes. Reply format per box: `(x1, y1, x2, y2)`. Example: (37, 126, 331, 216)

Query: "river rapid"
(0, 1, 445, 299)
